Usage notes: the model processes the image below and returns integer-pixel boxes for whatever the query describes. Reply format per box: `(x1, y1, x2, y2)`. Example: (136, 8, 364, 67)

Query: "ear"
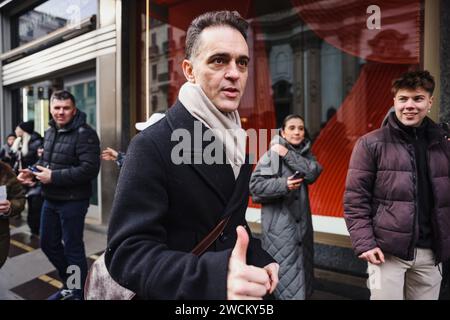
(182, 59, 195, 83)
(429, 95, 433, 108)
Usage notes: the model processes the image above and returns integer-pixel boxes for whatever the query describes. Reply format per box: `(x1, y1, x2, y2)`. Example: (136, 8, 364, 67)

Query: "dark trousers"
(40, 199, 89, 291)
(27, 195, 43, 235)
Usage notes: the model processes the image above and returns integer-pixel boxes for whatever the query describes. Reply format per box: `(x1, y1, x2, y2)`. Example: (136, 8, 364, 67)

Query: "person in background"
(101, 112, 166, 169)
(101, 147, 126, 169)
(344, 70, 450, 300)
(18, 90, 100, 300)
(0, 133, 16, 167)
(10, 121, 43, 224)
(0, 160, 25, 269)
(10, 121, 43, 173)
(250, 114, 322, 300)
(25, 147, 44, 237)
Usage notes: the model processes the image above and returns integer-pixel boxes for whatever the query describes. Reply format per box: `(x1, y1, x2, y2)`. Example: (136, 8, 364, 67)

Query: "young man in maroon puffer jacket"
(344, 70, 450, 300)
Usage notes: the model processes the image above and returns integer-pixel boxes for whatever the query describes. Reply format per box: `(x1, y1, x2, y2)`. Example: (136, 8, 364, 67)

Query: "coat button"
(298, 241, 302, 246)
(219, 233, 228, 242)
(295, 196, 299, 200)
(296, 219, 300, 223)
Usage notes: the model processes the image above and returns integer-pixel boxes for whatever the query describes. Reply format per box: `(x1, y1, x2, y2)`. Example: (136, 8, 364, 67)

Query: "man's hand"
(263, 262, 279, 294)
(101, 147, 119, 161)
(270, 144, 288, 157)
(17, 169, 35, 186)
(0, 200, 11, 215)
(227, 226, 271, 300)
(34, 165, 52, 184)
(358, 247, 385, 265)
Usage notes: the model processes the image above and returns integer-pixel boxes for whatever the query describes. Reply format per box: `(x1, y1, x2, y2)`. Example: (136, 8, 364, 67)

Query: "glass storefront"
(11, 0, 97, 48)
(134, 0, 423, 217)
(21, 81, 51, 137)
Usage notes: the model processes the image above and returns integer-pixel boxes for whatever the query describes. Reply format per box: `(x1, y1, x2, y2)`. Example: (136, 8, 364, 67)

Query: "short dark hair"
(185, 10, 248, 59)
(392, 70, 435, 96)
(281, 114, 311, 140)
(50, 90, 76, 106)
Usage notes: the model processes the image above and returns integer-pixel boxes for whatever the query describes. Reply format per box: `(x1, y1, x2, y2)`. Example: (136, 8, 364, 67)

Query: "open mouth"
(222, 87, 239, 98)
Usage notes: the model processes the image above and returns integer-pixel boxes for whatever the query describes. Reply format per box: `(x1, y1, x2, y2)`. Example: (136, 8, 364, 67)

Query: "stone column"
(304, 32, 322, 137)
(290, 34, 305, 118)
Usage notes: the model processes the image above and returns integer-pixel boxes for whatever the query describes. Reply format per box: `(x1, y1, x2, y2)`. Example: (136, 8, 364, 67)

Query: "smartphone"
(291, 171, 305, 180)
(28, 165, 41, 173)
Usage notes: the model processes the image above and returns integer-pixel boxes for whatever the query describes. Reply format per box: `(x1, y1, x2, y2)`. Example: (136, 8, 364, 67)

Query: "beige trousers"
(367, 248, 442, 300)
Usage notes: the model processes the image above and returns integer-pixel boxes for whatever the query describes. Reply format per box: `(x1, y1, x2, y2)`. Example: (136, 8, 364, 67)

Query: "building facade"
(0, 0, 122, 225)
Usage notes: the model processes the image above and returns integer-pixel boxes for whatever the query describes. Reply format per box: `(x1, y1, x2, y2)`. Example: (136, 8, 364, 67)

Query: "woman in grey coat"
(250, 115, 322, 300)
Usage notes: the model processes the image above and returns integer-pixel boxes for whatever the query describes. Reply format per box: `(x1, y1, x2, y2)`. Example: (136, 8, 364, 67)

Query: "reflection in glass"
(21, 82, 51, 137)
(13, 0, 97, 48)
(139, 0, 421, 217)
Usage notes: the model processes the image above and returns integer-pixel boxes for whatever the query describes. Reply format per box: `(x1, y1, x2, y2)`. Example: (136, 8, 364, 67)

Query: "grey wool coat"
(250, 135, 322, 300)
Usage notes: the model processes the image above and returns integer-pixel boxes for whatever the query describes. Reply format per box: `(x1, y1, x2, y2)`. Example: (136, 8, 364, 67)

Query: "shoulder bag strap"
(191, 215, 230, 256)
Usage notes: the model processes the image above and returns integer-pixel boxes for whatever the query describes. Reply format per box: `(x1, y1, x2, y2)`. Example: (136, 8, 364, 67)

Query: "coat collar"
(387, 112, 446, 146)
(49, 110, 87, 132)
(166, 100, 240, 206)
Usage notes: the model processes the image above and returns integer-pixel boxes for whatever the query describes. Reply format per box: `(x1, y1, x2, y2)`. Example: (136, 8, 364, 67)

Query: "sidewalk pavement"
(0, 217, 106, 300)
(1, 215, 368, 300)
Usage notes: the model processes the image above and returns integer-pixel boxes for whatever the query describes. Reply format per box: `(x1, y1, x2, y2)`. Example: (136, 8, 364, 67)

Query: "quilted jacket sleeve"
(343, 137, 378, 255)
(249, 151, 289, 203)
(282, 149, 322, 184)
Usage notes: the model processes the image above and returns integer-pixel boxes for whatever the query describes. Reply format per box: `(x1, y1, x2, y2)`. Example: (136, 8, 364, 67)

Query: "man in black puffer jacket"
(18, 90, 100, 300)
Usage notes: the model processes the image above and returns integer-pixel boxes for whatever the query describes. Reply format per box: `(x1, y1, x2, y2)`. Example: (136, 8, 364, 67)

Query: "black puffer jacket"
(38, 111, 100, 201)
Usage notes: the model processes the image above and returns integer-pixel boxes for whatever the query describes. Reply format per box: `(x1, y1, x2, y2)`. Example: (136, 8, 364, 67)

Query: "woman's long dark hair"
(281, 114, 311, 141)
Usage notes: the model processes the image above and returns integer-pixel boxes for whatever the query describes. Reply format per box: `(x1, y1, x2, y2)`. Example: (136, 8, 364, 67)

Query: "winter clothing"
(250, 135, 322, 299)
(37, 109, 100, 298)
(37, 110, 100, 200)
(344, 112, 450, 263)
(105, 101, 275, 299)
(0, 161, 25, 268)
(18, 120, 34, 135)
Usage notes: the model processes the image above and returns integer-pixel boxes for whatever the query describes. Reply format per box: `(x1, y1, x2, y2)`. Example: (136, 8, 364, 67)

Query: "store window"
(136, 0, 422, 217)
(11, 0, 97, 48)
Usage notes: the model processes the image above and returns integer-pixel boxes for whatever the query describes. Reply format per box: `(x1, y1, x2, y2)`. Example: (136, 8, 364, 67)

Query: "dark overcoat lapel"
(166, 101, 236, 207)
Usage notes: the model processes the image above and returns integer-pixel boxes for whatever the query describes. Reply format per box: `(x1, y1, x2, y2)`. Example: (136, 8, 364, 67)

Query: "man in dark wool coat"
(105, 10, 279, 299)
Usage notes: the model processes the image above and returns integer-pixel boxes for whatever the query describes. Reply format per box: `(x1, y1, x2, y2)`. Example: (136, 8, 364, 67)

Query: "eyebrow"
(207, 53, 250, 62)
(398, 95, 425, 98)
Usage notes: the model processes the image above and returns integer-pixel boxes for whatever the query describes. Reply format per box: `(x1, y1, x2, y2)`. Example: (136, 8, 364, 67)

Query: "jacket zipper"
(47, 129, 59, 168)
(427, 140, 442, 264)
(407, 129, 419, 260)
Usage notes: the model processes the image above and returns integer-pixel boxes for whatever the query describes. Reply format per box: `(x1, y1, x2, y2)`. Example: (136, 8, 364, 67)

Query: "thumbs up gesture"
(227, 226, 271, 300)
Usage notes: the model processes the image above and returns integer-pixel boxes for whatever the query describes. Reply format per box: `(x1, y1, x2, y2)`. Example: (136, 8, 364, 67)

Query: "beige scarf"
(178, 82, 246, 179)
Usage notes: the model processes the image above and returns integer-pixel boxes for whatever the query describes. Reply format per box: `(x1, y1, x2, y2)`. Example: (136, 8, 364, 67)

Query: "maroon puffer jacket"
(344, 115, 450, 262)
